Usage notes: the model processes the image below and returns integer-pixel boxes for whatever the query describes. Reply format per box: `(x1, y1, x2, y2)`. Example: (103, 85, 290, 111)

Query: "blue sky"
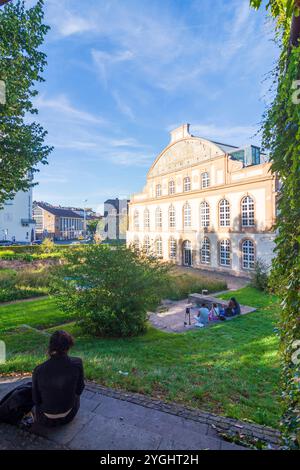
(26, 0, 278, 213)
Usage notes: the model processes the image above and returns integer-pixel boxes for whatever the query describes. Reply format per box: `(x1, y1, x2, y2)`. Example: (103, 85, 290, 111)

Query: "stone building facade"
(126, 124, 278, 277)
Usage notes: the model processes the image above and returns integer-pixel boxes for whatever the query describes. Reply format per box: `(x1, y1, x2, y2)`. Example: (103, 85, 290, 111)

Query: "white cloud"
(190, 123, 259, 146)
(35, 94, 106, 125)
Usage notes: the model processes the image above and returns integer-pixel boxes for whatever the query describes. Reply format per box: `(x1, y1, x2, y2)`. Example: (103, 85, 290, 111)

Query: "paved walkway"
(0, 377, 247, 450)
(0, 377, 281, 450)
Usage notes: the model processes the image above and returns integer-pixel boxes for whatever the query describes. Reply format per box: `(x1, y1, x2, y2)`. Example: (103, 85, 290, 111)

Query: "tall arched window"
(144, 208, 150, 229)
(241, 196, 255, 227)
(169, 237, 177, 259)
(155, 237, 163, 257)
(168, 205, 176, 228)
(219, 199, 230, 226)
(155, 207, 162, 229)
(133, 236, 140, 251)
(219, 239, 231, 266)
(183, 176, 191, 192)
(169, 180, 175, 195)
(242, 239, 255, 269)
(183, 203, 191, 227)
(144, 236, 150, 255)
(200, 237, 210, 264)
(155, 184, 161, 197)
(201, 172, 210, 189)
(133, 210, 139, 230)
(200, 201, 210, 227)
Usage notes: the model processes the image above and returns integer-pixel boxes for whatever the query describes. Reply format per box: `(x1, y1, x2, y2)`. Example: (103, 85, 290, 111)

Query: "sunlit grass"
(0, 287, 281, 428)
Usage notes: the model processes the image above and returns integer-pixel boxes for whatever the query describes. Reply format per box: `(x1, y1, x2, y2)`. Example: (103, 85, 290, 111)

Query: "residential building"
(127, 124, 278, 276)
(33, 202, 84, 241)
(0, 188, 35, 243)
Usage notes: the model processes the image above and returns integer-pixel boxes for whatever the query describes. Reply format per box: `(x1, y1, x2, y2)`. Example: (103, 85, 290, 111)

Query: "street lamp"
(83, 199, 88, 238)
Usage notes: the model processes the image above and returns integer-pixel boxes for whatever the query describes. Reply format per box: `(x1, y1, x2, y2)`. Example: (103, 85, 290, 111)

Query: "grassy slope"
(0, 287, 281, 428)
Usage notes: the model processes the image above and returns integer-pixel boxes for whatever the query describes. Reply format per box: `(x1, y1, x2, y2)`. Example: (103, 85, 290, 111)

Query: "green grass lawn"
(0, 287, 281, 428)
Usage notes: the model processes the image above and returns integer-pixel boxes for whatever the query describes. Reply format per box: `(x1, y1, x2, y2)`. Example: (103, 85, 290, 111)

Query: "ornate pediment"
(148, 137, 225, 178)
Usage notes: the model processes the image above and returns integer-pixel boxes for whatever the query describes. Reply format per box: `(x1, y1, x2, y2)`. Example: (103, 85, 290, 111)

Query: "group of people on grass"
(193, 297, 241, 328)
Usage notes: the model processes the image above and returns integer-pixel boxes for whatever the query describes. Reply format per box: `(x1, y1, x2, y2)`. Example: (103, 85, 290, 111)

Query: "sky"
(24, 0, 279, 213)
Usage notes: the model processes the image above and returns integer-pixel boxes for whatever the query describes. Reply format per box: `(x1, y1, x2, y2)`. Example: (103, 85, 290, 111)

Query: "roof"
(35, 202, 84, 218)
(211, 140, 239, 153)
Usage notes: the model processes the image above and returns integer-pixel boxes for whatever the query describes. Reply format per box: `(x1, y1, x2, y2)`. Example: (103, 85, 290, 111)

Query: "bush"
(51, 245, 171, 337)
(166, 272, 227, 300)
(0, 268, 51, 302)
(40, 238, 55, 253)
(250, 259, 269, 291)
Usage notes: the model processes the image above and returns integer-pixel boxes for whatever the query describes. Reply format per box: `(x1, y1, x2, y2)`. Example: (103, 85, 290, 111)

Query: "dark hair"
(48, 330, 74, 356)
(230, 297, 238, 307)
(201, 303, 206, 307)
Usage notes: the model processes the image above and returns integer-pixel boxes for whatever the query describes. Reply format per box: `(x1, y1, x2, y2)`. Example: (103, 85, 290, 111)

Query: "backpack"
(0, 382, 33, 425)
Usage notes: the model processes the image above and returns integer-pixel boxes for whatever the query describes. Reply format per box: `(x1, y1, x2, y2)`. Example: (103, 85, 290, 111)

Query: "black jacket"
(32, 355, 85, 415)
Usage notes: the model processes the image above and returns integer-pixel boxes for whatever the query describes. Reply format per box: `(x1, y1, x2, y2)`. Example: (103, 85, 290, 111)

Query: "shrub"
(40, 238, 55, 254)
(165, 272, 227, 300)
(250, 259, 269, 291)
(0, 268, 50, 302)
(51, 245, 171, 337)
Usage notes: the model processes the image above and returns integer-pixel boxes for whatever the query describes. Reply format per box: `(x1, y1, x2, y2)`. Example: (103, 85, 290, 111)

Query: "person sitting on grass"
(225, 297, 241, 317)
(32, 330, 85, 427)
(208, 303, 220, 322)
(194, 303, 210, 327)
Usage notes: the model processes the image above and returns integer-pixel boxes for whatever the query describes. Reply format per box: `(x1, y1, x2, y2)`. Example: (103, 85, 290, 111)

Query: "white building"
(0, 188, 35, 243)
(127, 124, 278, 277)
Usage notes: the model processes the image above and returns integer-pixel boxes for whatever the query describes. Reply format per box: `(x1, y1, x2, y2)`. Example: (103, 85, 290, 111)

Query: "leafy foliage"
(0, 267, 50, 302)
(251, 0, 300, 449)
(250, 259, 269, 291)
(51, 245, 172, 337)
(0, 0, 52, 205)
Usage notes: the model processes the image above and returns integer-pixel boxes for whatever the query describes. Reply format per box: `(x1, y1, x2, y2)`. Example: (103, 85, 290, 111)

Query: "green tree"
(86, 219, 100, 236)
(0, 0, 52, 206)
(51, 244, 171, 338)
(250, 0, 300, 449)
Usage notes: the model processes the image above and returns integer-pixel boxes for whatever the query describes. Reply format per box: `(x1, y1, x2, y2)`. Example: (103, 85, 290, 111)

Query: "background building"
(0, 188, 35, 243)
(127, 124, 278, 277)
(33, 202, 84, 241)
(103, 198, 129, 241)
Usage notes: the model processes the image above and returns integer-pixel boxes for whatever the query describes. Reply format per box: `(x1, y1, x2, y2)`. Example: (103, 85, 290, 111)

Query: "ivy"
(251, 0, 300, 449)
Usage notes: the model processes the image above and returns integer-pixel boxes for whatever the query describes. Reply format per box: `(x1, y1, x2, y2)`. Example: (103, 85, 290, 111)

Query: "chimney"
(170, 123, 191, 144)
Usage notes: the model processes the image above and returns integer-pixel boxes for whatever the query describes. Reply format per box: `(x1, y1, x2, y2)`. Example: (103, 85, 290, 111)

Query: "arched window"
(200, 237, 210, 264)
(133, 236, 140, 251)
(219, 199, 230, 226)
(156, 184, 161, 197)
(241, 196, 255, 227)
(169, 180, 175, 195)
(200, 201, 210, 227)
(168, 205, 176, 228)
(219, 239, 231, 266)
(183, 177, 191, 192)
(201, 172, 210, 189)
(133, 210, 139, 230)
(155, 207, 162, 229)
(155, 237, 163, 257)
(144, 208, 150, 229)
(144, 236, 150, 255)
(169, 237, 177, 259)
(242, 239, 255, 269)
(183, 203, 191, 227)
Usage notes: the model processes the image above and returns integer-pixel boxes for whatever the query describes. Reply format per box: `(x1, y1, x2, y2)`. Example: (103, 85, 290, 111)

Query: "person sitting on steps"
(32, 330, 85, 427)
